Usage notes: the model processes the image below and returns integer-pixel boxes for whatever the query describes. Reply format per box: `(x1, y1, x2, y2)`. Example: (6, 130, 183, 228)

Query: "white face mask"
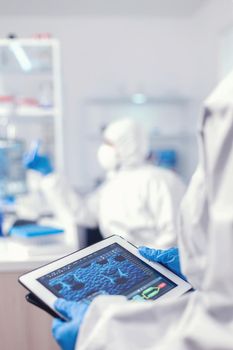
(97, 144, 118, 171)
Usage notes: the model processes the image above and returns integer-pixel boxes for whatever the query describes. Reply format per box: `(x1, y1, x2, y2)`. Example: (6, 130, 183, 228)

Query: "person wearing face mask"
(24, 118, 185, 249)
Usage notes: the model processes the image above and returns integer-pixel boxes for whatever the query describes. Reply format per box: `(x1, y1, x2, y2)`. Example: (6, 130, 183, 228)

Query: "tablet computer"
(19, 235, 191, 319)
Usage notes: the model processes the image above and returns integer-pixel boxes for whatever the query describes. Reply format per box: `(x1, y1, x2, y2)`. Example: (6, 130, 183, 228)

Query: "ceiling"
(0, 0, 209, 17)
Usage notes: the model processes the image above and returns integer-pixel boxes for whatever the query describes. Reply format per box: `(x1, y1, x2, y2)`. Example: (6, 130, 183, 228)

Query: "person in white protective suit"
(24, 118, 185, 249)
(51, 71, 233, 350)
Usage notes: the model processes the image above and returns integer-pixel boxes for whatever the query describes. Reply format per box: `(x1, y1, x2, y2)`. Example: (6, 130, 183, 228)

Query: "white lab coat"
(75, 73, 233, 349)
(41, 165, 185, 248)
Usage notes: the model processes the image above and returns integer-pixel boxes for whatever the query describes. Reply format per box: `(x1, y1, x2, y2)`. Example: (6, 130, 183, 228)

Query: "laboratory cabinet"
(0, 239, 79, 350)
(0, 238, 69, 350)
(0, 271, 59, 350)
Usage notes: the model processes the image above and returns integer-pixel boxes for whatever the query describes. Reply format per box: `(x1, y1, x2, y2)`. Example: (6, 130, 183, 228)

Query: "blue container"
(154, 149, 177, 169)
(0, 212, 3, 236)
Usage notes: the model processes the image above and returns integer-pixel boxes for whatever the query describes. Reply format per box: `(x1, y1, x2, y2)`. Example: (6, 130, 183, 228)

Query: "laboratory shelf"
(0, 38, 59, 47)
(150, 132, 196, 142)
(0, 37, 64, 172)
(0, 107, 58, 118)
(84, 96, 190, 106)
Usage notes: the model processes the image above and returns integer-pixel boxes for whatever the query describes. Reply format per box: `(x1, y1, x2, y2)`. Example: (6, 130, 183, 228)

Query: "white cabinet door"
(0, 272, 59, 350)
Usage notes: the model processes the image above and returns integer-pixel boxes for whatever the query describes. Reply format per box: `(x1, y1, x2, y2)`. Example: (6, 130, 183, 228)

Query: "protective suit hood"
(102, 118, 150, 168)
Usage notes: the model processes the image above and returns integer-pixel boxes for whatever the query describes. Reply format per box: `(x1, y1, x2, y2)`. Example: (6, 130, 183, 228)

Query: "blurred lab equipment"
(151, 149, 177, 170)
(0, 38, 73, 245)
(9, 224, 65, 255)
(24, 118, 186, 249)
(38, 81, 53, 108)
(10, 224, 64, 240)
(24, 140, 53, 175)
(0, 103, 27, 198)
(0, 138, 26, 198)
(0, 78, 23, 200)
(0, 37, 64, 178)
(0, 212, 3, 236)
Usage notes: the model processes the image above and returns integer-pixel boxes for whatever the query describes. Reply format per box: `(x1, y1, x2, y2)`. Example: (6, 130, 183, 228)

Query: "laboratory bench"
(0, 238, 78, 350)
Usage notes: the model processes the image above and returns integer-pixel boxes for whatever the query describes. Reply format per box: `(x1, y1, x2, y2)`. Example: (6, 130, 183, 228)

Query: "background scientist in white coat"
(25, 118, 185, 248)
(51, 71, 233, 350)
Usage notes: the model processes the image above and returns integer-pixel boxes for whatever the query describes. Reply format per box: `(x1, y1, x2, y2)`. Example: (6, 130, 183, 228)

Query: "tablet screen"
(38, 243, 177, 302)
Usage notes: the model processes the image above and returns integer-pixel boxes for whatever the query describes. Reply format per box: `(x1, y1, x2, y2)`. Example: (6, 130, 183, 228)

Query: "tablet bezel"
(19, 235, 192, 316)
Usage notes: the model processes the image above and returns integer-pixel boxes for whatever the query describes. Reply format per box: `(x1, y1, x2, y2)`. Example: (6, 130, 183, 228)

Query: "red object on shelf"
(17, 97, 39, 107)
(0, 96, 15, 103)
(32, 33, 52, 39)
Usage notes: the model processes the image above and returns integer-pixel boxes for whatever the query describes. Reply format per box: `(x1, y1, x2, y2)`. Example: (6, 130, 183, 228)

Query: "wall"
(221, 26, 233, 77)
(0, 0, 232, 187)
(191, 0, 233, 92)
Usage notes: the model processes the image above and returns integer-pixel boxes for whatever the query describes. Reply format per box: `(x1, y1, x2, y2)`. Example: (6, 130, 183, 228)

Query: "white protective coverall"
(74, 72, 233, 349)
(40, 119, 185, 248)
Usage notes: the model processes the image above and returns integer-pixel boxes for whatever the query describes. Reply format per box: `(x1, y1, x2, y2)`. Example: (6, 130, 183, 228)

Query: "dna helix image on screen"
(38, 244, 157, 301)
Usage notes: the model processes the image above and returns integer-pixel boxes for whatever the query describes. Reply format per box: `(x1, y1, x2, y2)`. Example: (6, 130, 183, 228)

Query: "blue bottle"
(0, 212, 3, 237)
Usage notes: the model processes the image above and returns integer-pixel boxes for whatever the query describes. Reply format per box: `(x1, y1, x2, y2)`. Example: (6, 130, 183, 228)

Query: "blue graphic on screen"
(38, 243, 176, 302)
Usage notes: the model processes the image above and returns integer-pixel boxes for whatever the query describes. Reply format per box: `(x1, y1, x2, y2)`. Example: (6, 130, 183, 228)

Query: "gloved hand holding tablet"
(19, 235, 191, 321)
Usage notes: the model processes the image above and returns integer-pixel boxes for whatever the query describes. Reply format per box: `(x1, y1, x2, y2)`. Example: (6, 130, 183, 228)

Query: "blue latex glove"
(139, 246, 186, 280)
(52, 298, 90, 350)
(24, 141, 53, 175)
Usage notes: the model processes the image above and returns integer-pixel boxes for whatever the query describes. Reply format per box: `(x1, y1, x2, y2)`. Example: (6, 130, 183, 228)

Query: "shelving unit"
(0, 38, 64, 171)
